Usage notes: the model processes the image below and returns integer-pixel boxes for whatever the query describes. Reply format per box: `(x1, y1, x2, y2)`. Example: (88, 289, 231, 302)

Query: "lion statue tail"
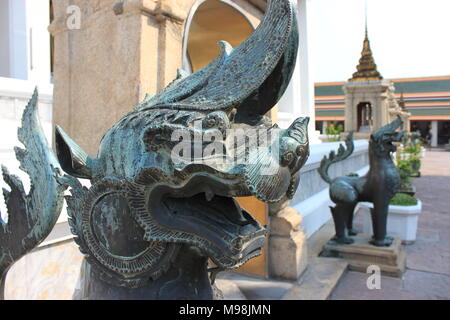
(318, 132, 355, 184)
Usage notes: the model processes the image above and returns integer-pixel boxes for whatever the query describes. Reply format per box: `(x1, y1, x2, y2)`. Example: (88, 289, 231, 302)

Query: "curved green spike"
(0, 88, 65, 299)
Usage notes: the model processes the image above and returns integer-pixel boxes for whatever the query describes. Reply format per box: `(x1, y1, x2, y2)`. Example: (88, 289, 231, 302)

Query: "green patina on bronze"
(1, 0, 310, 300)
(0, 89, 66, 299)
(319, 117, 405, 247)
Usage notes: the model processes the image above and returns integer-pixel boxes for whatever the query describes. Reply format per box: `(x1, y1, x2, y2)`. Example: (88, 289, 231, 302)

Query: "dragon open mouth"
(146, 175, 267, 269)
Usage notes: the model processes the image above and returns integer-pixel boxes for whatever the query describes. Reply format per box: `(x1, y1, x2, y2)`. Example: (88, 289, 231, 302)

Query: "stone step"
(215, 279, 247, 300)
(307, 220, 336, 260)
(217, 219, 348, 300)
(216, 271, 295, 300)
(281, 257, 348, 300)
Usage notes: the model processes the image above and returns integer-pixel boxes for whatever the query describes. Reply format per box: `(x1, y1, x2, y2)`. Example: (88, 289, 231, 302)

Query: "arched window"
(184, 0, 255, 73)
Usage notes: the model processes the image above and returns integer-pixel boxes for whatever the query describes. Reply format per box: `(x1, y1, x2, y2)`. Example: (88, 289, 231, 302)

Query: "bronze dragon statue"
(319, 117, 404, 247)
(1, 0, 310, 299)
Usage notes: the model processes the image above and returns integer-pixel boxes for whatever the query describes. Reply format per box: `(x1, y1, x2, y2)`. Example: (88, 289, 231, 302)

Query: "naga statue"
(0, 0, 310, 300)
(318, 117, 404, 247)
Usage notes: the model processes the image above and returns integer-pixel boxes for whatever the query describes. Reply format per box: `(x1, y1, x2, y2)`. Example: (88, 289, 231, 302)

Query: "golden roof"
(349, 29, 383, 82)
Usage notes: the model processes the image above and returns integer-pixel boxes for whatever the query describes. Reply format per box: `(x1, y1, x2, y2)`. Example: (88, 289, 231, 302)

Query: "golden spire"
(398, 92, 406, 110)
(349, 25, 383, 82)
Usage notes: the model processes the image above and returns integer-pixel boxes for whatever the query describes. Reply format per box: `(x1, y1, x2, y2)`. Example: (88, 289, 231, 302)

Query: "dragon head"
(370, 116, 405, 156)
(54, 0, 309, 288)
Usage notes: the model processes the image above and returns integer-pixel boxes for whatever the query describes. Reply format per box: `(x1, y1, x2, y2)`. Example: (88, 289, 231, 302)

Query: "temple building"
(316, 76, 450, 147)
(317, 27, 411, 140)
(315, 28, 450, 146)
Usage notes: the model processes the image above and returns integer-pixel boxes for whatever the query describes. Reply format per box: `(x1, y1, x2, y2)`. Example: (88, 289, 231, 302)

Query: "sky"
(309, 0, 450, 83)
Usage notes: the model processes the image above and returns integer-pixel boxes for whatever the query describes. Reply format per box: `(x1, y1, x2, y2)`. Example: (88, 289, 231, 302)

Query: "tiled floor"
(331, 148, 450, 300)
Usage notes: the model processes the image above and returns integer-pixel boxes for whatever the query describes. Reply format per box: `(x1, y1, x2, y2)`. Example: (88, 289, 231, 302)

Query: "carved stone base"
(321, 234, 406, 278)
(268, 207, 308, 280)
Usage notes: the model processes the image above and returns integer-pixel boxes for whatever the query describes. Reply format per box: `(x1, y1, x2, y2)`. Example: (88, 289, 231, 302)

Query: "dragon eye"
(296, 145, 304, 156)
(282, 152, 295, 166)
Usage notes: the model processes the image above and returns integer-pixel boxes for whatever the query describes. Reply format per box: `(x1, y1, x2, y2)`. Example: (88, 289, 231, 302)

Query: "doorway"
(411, 121, 431, 140)
(357, 102, 373, 132)
(438, 121, 450, 145)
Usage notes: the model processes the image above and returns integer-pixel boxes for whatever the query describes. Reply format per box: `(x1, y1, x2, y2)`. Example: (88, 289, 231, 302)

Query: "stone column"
(406, 116, 411, 132)
(375, 93, 389, 131)
(380, 83, 392, 131)
(27, 0, 52, 84)
(5, 0, 28, 80)
(322, 121, 328, 134)
(278, 0, 319, 143)
(268, 205, 308, 280)
(373, 96, 383, 131)
(431, 120, 438, 147)
(49, 0, 192, 156)
(343, 84, 356, 132)
(0, 1, 9, 77)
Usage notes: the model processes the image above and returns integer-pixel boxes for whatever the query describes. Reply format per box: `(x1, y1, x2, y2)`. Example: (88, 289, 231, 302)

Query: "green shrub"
(402, 131, 423, 155)
(390, 193, 418, 206)
(403, 144, 422, 156)
(325, 122, 344, 136)
(409, 155, 421, 171)
(397, 160, 412, 188)
(324, 122, 344, 141)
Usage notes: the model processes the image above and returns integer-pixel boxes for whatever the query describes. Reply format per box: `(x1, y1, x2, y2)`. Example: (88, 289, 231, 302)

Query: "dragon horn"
(150, 0, 297, 116)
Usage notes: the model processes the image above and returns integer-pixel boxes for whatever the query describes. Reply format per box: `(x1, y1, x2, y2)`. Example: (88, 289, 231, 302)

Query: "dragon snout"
(279, 117, 310, 174)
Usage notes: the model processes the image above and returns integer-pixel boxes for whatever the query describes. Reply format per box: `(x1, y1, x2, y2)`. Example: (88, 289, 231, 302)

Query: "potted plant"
(399, 133, 423, 177)
(409, 155, 421, 177)
(358, 193, 422, 244)
(397, 160, 416, 196)
(320, 122, 344, 142)
(401, 131, 425, 159)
